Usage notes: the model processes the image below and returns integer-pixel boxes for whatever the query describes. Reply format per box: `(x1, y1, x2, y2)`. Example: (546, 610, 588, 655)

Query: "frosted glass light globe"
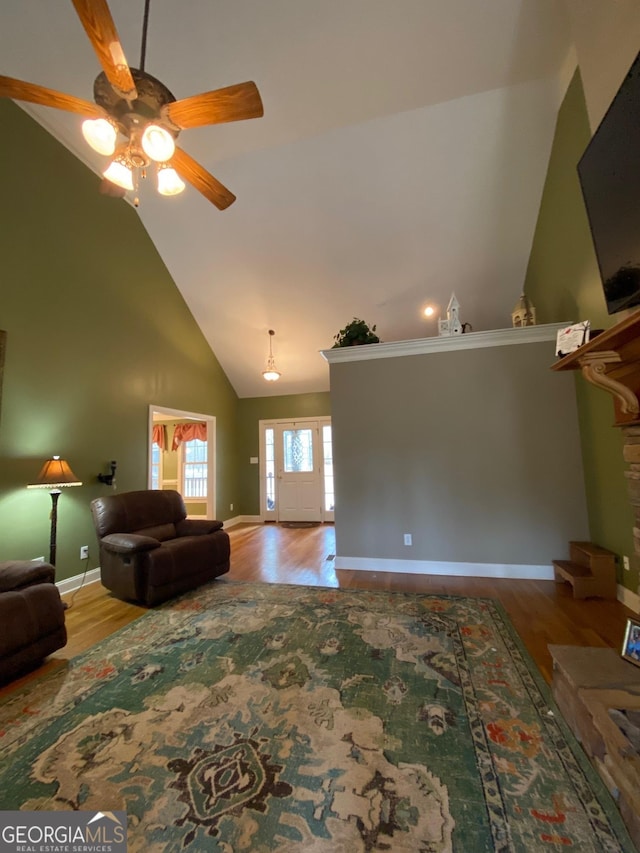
(82, 118, 117, 156)
(141, 124, 175, 162)
(103, 156, 133, 190)
(157, 166, 185, 196)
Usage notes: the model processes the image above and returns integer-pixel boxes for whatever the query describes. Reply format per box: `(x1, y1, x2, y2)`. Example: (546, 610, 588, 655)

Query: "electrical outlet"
(403, 533, 412, 546)
(80, 545, 89, 560)
(230, 503, 234, 511)
(623, 555, 631, 571)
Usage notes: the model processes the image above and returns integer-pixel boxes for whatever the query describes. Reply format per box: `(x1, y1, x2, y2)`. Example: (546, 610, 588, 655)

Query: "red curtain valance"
(171, 422, 207, 451)
(152, 424, 167, 450)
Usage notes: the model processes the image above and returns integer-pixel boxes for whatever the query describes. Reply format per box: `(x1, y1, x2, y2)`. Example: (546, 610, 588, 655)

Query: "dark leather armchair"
(0, 560, 67, 683)
(90, 489, 230, 606)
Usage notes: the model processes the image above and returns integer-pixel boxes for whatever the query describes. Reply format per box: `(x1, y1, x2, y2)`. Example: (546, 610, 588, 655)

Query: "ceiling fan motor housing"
(94, 68, 178, 141)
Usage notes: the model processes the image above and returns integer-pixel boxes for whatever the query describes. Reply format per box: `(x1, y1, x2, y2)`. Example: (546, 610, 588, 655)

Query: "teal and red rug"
(0, 582, 636, 852)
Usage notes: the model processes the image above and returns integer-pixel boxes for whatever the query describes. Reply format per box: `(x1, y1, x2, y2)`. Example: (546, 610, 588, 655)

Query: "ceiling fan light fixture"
(103, 153, 134, 191)
(262, 329, 282, 382)
(157, 164, 185, 196)
(141, 124, 176, 162)
(0, 0, 263, 210)
(82, 117, 117, 156)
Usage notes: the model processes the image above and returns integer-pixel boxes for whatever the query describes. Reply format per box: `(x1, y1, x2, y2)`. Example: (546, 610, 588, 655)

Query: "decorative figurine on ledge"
(438, 293, 463, 336)
(512, 293, 537, 327)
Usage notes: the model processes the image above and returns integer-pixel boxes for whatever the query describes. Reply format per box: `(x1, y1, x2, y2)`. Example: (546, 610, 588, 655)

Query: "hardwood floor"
(1, 522, 637, 699)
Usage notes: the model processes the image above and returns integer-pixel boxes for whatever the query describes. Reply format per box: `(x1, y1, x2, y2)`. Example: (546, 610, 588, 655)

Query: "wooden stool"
(552, 541, 617, 599)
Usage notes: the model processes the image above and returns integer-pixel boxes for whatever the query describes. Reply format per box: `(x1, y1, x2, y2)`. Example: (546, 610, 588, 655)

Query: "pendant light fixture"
(262, 329, 281, 382)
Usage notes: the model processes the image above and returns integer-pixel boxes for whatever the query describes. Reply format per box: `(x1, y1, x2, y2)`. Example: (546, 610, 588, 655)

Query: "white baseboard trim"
(334, 555, 554, 581)
(224, 515, 262, 528)
(617, 583, 640, 614)
(56, 568, 102, 595)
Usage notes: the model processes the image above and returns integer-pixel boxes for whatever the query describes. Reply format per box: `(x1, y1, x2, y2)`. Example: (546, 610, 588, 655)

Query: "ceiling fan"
(0, 0, 264, 210)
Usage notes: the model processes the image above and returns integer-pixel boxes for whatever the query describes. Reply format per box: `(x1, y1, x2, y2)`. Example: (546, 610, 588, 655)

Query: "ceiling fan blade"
(0, 75, 104, 116)
(171, 147, 236, 210)
(71, 0, 137, 100)
(162, 82, 263, 130)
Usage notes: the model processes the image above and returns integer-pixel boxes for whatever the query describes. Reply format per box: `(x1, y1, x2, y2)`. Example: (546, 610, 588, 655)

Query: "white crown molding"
(321, 323, 571, 364)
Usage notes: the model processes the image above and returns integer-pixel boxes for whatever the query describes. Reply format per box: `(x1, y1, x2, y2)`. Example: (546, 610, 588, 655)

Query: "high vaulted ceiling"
(0, 1, 575, 397)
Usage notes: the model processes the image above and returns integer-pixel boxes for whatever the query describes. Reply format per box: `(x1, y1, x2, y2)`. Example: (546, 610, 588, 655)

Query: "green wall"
(236, 393, 331, 515)
(524, 70, 637, 592)
(0, 101, 239, 581)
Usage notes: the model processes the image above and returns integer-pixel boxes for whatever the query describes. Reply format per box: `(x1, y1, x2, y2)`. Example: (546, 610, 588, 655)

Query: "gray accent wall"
(330, 337, 589, 566)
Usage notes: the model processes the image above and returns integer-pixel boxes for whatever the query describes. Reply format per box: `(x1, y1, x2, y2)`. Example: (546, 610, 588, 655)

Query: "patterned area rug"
(0, 582, 636, 852)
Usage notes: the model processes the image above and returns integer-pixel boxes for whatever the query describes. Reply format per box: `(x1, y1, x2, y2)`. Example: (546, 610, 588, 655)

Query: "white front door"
(276, 422, 322, 522)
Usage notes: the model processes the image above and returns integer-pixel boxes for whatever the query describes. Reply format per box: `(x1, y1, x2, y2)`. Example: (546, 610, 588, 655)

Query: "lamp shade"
(27, 456, 82, 489)
(262, 364, 281, 382)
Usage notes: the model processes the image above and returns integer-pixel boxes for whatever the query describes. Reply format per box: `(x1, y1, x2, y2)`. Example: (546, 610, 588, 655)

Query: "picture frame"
(555, 321, 590, 358)
(621, 617, 640, 668)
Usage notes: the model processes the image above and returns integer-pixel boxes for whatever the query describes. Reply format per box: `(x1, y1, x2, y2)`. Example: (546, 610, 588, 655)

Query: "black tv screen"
(577, 50, 640, 315)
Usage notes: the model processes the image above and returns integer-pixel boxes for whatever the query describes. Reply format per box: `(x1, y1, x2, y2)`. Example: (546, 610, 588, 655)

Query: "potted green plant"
(332, 318, 380, 347)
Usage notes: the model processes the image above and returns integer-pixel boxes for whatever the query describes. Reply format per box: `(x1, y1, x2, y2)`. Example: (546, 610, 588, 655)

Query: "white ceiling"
(0, 0, 576, 397)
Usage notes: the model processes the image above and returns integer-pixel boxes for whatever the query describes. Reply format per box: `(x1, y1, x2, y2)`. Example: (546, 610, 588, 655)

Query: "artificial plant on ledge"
(332, 318, 380, 347)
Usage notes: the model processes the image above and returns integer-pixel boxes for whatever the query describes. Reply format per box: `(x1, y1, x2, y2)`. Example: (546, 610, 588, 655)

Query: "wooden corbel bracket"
(579, 351, 640, 416)
(552, 311, 640, 426)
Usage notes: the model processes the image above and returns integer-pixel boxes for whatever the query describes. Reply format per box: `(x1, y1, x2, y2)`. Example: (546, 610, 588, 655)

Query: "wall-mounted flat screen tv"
(577, 50, 640, 315)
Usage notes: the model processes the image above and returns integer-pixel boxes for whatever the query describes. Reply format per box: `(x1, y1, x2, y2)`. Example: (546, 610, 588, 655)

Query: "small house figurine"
(512, 293, 537, 327)
(438, 292, 463, 336)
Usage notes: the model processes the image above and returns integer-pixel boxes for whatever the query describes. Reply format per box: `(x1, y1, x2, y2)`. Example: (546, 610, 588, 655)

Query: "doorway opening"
(148, 405, 216, 519)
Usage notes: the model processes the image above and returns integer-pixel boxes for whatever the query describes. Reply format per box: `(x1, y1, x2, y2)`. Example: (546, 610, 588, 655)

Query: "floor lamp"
(27, 455, 82, 567)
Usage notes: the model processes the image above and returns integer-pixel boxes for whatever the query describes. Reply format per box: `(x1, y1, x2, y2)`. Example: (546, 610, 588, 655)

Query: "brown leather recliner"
(0, 560, 67, 684)
(90, 489, 230, 606)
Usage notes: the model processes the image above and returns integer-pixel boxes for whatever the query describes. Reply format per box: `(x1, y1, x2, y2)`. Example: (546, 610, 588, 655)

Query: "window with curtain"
(171, 422, 208, 499)
(172, 422, 206, 450)
(151, 424, 167, 490)
(182, 438, 208, 498)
